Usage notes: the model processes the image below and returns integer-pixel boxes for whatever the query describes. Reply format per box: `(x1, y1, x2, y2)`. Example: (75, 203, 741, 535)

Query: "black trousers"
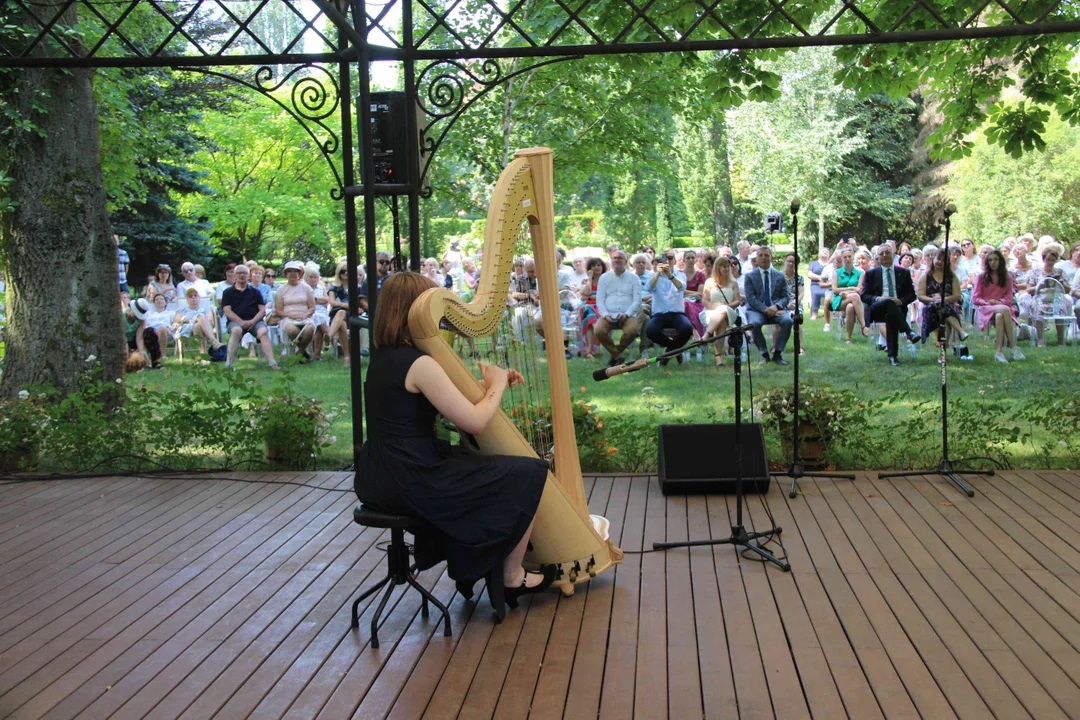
(867, 299, 911, 358)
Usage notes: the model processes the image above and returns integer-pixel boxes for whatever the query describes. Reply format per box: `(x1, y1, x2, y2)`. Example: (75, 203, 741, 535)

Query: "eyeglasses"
(183, 268, 194, 273)
(378, 259, 390, 265)
(265, 273, 275, 278)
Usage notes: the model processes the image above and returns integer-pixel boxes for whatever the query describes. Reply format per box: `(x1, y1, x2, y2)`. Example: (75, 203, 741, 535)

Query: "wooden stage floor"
(2, 470, 1080, 719)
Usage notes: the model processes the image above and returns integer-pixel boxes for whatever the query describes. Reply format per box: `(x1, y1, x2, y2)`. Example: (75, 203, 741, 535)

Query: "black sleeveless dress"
(355, 345, 549, 596)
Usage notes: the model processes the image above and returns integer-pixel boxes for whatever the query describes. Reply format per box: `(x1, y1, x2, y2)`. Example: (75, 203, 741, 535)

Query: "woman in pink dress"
(681, 249, 707, 338)
(973, 249, 1025, 363)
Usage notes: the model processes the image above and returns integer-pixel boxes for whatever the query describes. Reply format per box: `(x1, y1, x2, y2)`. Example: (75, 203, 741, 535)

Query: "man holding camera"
(644, 251, 692, 366)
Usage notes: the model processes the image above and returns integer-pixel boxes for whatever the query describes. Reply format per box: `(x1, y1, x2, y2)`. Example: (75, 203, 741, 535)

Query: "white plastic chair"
(1031, 277, 1078, 351)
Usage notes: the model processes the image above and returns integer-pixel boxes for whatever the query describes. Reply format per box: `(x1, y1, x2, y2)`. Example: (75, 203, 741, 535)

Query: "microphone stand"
(652, 319, 790, 572)
(769, 199, 855, 498)
(877, 205, 991, 497)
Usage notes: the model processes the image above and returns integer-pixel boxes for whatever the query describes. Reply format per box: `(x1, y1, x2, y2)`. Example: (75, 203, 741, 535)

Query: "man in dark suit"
(743, 246, 793, 365)
(860, 244, 919, 366)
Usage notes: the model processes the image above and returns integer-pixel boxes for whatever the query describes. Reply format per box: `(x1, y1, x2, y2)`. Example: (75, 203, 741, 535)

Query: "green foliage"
(833, 11, 1080, 160)
(950, 109, 1080, 242)
(668, 236, 713, 249)
(1014, 391, 1080, 468)
(257, 386, 345, 470)
(179, 95, 344, 270)
(0, 390, 48, 458)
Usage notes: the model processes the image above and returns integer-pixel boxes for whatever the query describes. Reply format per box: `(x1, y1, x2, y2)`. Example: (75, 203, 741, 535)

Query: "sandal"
(861, 325, 870, 338)
(714, 351, 724, 368)
(584, 352, 595, 360)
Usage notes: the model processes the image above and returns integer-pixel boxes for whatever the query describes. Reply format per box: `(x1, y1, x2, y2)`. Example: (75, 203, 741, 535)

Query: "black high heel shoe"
(504, 564, 559, 610)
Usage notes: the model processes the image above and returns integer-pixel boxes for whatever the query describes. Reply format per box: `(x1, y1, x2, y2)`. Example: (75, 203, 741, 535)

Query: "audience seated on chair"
(222, 264, 279, 370)
(743, 246, 793, 366)
(275, 260, 316, 362)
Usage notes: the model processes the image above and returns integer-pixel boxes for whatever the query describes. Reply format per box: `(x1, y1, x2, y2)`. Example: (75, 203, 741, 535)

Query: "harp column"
(516, 148, 587, 511)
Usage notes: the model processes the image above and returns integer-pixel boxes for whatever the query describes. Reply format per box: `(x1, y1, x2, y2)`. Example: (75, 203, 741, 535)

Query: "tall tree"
(0, 2, 124, 396)
(674, 113, 736, 246)
(950, 108, 1080, 242)
(180, 97, 344, 269)
(728, 47, 866, 249)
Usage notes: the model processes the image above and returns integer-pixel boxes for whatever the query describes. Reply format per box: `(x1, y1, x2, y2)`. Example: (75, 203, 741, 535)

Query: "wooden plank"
(801, 485, 957, 720)
(782, 479, 918, 720)
(876, 476, 1075, 718)
(743, 492, 846, 720)
(597, 476, 648, 720)
(904, 478, 1080, 641)
(765, 482, 884, 720)
(560, 476, 630, 720)
(0, 480, 253, 658)
(659, 494, 701, 720)
(683, 495, 738, 719)
(524, 476, 613, 720)
(632, 477, 668, 720)
(35, 484, 344, 719)
(95, 499, 359, 719)
(821, 480, 1014, 720)
(709, 494, 774, 720)
(1, 484, 331, 718)
(983, 473, 1080, 560)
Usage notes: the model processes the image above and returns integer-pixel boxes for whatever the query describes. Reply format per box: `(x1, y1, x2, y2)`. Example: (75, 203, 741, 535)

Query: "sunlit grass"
(128, 315, 1079, 470)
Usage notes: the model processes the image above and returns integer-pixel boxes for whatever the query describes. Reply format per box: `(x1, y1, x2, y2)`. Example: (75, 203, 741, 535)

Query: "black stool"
(350, 504, 452, 649)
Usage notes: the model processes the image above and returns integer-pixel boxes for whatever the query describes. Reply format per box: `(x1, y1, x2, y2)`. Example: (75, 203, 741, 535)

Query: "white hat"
(131, 298, 151, 320)
(283, 260, 304, 274)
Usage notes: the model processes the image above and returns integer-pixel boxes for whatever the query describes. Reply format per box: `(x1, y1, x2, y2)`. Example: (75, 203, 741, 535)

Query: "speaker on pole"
(658, 424, 771, 495)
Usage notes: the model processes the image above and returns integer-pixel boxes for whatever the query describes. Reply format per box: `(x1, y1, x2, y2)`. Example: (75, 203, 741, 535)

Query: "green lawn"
(128, 314, 1080, 471)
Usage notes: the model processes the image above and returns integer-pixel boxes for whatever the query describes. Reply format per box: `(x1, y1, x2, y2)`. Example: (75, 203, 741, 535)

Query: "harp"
(408, 147, 623, 593)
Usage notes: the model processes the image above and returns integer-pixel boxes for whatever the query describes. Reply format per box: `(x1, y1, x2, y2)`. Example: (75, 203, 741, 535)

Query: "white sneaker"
(822, 323, 831, 333)
(994, 352, 1008, 363)
(1010, 346, 1026, 361)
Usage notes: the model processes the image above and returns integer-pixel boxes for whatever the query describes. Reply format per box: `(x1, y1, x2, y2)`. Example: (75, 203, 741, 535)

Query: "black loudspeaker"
(658, 424, 771, 495)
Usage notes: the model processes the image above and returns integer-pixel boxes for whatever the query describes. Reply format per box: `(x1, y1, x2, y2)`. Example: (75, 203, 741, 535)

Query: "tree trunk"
(655, 182, 672, 248)
(0, 4, 125, 397)
(818, 206, 826, 251)
(711, 114, 735, 246)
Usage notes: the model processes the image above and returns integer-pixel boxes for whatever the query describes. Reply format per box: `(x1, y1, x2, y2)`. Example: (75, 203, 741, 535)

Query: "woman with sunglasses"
(327, 261, 353, 366)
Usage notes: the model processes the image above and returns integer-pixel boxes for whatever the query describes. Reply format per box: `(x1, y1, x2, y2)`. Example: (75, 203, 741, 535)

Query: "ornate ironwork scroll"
(184, 63, 344, 199)
(415, 55, 579, 189)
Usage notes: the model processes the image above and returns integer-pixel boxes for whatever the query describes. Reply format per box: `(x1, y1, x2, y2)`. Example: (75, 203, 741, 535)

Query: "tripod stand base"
(653, 525, 791, 572)
(878, 459, 992, 498)
(771, 464, 857, 498)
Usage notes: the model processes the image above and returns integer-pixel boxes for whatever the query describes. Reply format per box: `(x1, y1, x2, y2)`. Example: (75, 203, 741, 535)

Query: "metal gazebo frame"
(2, 0, 1078, 465)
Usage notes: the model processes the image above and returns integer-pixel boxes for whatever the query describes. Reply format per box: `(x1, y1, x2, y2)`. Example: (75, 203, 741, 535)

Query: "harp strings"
(450, 218, 554, 465)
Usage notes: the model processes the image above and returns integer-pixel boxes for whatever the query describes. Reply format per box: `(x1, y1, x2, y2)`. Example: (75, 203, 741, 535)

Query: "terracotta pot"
(779, 422, 828, 470)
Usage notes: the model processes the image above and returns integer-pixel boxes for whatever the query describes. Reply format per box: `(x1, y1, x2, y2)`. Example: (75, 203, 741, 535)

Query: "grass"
(127, 314, 1080, 471)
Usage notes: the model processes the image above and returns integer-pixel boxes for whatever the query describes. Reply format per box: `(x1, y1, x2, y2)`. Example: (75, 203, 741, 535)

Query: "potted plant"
(255, 391, 342, 469)
(757, 384, 853, 469)
(0, 390, 48, 472)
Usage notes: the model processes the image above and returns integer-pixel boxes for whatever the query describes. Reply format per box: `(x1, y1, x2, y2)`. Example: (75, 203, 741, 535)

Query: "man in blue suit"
(743, 246, 793, 365)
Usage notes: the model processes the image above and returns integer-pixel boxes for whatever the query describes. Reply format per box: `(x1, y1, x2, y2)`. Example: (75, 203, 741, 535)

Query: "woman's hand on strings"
(478, 363, 524, 392)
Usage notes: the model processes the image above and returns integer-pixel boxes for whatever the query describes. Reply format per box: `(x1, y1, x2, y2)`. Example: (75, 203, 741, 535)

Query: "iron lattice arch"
(2, 0, 1080, 68)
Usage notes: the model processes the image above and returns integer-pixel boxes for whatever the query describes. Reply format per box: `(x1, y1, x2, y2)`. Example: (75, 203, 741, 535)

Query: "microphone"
(593, 357, 651, 382)
(944, 203, 957, 217)
(790, 198, 801, 215)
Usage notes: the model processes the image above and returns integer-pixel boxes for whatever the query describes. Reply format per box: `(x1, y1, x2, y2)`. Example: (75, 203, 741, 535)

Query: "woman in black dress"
(918, 249, 969, 345)
(355, 272, 556, 621)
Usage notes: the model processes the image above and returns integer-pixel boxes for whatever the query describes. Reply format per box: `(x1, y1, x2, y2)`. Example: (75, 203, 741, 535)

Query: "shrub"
(255, 385, 345, 470)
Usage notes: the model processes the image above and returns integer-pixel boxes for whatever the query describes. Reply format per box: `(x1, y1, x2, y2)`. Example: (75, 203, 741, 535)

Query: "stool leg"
(406, 573, 452, 637)
(370, 579, 396, 649)
(421, 596, 429, 618)
(351, 574, 391, 628)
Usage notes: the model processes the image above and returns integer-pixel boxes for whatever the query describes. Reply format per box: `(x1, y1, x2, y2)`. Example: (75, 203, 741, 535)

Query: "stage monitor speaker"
(658, 424, 771, 495)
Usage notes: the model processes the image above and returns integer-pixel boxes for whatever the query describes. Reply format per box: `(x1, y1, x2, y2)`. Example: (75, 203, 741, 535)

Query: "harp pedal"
(586, 556, 597, 578)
